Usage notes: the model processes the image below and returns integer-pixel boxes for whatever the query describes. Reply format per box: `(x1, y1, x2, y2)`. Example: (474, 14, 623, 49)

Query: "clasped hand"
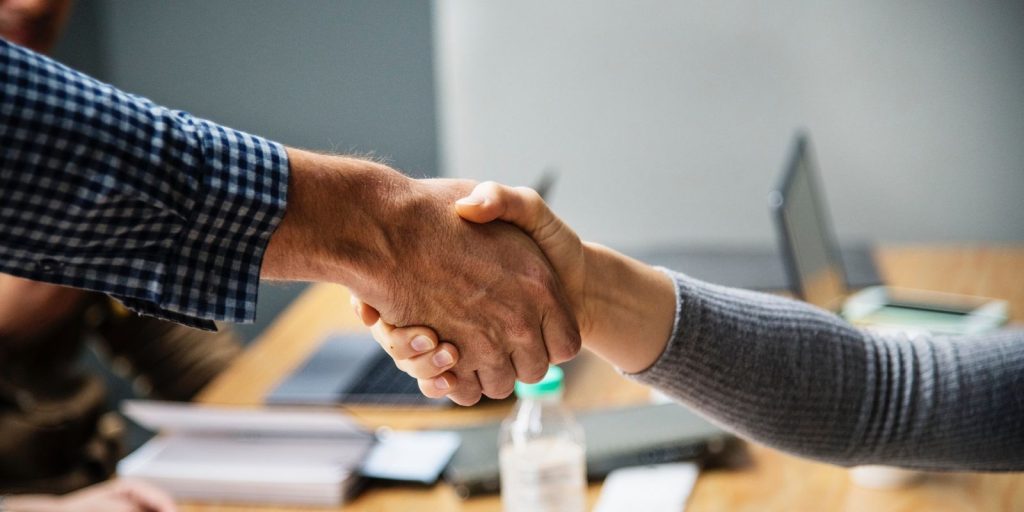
(352, 182, 592, 404)
(266, 151, 587, 406)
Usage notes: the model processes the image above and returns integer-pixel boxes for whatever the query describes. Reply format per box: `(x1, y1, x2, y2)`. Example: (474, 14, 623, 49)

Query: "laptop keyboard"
(343, 353, 441, 405)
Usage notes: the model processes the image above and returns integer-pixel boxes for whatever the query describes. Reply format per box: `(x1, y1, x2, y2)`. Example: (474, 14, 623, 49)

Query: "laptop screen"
(772, 135, 847, 310)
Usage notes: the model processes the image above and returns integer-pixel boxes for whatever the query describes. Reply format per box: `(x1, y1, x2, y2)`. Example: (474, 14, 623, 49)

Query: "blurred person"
(358, 181, 1024, 471)
(0, 274, 240, 496)
(0, 479, 175, 512)
(0, 1, 238, 508)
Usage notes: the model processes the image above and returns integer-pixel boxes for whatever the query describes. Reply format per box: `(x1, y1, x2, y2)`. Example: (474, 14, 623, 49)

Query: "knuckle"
(394, 358, 412, 374)
(514, 186, 542, 203)
(405, 361, 433, 379)
(518, 361, 548, 384)
(549, 330, 582, 364)
(486, 386, 515, 400)
(522, 264, 559, 300)
(417, 379, 446, 399)
(479, 180, 502, 195)
(448, 393, 470, 406)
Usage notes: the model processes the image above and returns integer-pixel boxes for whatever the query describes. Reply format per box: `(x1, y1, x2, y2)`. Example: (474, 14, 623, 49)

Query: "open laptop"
(770, 133, 1006, 334)
(268, 333, 448, 406)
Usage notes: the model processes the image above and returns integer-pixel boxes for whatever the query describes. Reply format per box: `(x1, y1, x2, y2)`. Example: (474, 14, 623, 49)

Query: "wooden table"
(182, 245, 1024, 511)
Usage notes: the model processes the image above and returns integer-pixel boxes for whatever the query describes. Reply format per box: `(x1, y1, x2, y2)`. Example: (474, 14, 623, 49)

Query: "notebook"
(117, 401, 460, 506)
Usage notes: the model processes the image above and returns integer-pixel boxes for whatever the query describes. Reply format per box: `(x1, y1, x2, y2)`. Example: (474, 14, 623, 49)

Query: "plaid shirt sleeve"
(0, 39, 290, 330)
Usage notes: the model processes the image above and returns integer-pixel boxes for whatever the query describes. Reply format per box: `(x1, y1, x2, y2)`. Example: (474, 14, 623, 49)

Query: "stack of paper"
(117, 401, 374, 506)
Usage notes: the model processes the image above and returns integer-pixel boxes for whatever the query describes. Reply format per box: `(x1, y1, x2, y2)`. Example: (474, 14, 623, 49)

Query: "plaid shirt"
(0, 39, 289, 329)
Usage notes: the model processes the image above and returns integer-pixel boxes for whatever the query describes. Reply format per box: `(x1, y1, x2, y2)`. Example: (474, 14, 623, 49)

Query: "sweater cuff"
(622, 268, 701, 386)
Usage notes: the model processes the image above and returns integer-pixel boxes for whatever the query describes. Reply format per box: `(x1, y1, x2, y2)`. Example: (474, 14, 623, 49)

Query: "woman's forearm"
(579, 242, 677, 373)
(624, 270, 1024, 470)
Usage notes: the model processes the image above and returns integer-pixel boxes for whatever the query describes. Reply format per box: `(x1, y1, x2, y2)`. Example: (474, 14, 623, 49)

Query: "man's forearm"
(262, 148, 411, 287)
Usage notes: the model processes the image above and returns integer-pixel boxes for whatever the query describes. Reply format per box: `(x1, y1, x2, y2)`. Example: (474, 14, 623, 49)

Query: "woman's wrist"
(580, 242, 677, 373)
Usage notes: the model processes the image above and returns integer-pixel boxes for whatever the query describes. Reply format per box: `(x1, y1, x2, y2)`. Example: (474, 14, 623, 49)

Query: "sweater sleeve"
(628, 269, 1024, 471)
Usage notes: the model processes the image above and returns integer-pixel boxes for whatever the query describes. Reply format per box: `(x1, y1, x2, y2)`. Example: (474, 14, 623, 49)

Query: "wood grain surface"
(179, 245, 1024, 512)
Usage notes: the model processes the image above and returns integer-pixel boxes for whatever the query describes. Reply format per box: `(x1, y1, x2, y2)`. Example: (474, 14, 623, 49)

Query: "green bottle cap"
(514, 365, 564, 398)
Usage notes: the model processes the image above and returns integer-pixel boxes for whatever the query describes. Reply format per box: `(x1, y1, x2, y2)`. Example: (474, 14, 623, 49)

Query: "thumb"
(349, 293, 381, 326)
(454, 181, 555, 239)
(453, 184, 503, 223)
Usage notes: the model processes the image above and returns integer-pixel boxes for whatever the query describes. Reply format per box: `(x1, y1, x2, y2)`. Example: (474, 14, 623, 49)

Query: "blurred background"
(51, 0, 1024, 341)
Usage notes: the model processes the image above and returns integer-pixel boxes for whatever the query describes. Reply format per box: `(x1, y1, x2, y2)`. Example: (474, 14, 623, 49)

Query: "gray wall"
(434, 0, 1024, 248)
(59, 0, 439, 176)
(44, 0, 1024, 338)
(53, 0, 439, 339)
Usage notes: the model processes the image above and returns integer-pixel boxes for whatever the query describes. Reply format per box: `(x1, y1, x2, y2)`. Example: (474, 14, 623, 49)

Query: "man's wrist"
(262, 148, 411, 286)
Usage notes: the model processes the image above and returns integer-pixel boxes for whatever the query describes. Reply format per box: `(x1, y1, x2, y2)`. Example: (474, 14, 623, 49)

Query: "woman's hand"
(351, 294, 460, 398)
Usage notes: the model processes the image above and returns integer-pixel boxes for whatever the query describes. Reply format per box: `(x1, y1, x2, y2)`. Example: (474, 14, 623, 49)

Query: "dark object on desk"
(769, 133, 1007, 332)
(634, 244, 880, 292)
(443, 403, 736, 498)
(267, 333, 450, 407)
(771, 132, 853, 308)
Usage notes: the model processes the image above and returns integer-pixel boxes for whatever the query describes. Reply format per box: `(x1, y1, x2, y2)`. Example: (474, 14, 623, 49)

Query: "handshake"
(264, 149, 674, 406)
(350, 180, 590, 405)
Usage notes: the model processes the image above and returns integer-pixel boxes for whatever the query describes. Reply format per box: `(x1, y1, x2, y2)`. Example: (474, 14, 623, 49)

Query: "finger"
(104, 502, 138, 512)
(510, 347, 549, 384)
(117, 479, 178, 512)
(349, 294, 380, 326)
(396, 342, 459, 379)
(371, 322, 439, 360)
(542, 301, 583, 364)
(445, 367, 484, 406)
(416, 371, 458, 399)
(455, 182, 560, 241)
(476, 358, 517, 399)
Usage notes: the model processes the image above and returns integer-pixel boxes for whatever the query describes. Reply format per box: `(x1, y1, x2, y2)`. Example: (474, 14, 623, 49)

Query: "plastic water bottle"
(499, 366, 587, 512)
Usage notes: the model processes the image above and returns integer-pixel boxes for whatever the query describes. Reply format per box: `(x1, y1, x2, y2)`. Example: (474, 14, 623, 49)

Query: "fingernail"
(456, 195, 484, 206)
(432, 350, 454, 367)
(433, 377, 450, 390)
(410, 335, 433, 352)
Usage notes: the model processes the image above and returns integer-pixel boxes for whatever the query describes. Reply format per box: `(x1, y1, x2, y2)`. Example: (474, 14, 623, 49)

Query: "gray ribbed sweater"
(630, 270, 1024, 471)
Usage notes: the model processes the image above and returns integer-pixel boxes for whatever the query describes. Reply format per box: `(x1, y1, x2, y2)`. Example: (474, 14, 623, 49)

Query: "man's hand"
(353, 181, 592, 399)
(263, 151, 581, 404)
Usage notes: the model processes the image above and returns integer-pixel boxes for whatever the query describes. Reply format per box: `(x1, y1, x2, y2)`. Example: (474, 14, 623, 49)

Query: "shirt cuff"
(123, 122, 289, 329)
